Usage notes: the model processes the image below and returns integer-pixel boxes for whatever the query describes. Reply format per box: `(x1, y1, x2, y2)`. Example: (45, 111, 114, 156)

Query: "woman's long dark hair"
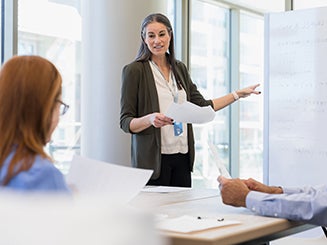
(136, 13, 182, 89)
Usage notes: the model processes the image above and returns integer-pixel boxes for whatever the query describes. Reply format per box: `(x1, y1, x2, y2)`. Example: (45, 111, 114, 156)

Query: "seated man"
(218, 176, 327, 226)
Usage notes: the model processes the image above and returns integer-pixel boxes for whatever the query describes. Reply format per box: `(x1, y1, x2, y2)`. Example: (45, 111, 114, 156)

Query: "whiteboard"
(265, 7, 327, 187)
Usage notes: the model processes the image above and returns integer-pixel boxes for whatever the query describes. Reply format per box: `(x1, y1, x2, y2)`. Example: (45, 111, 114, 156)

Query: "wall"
(81, 0, 168, 165)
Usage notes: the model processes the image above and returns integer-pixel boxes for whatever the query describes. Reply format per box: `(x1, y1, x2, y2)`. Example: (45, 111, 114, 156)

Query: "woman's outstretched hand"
(237, 83, 261, 98)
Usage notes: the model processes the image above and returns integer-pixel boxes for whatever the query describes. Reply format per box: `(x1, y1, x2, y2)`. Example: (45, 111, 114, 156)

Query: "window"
(189, 0, 265, 187)
(190, 0, 230, 188)
(293, 0, 327, 9)
(167, 0, 175, 30)
(17, 0, 82, 174)
(239, 11, 264, 180)
(224, 0, 285, 12)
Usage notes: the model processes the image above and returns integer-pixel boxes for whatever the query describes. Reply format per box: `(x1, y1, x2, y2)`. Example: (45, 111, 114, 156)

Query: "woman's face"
(144, 21, 171, 58)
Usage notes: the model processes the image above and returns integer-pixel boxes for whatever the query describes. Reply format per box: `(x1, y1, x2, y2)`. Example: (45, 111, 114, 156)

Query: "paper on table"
(165, 101, 215, 124)
(66, 155, 153, 204)
(142, 186, 191, 193)
(157, 215, 241, 233)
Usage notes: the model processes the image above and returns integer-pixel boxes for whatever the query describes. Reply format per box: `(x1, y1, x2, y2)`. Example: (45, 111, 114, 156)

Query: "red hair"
(0, 55, 62, 185)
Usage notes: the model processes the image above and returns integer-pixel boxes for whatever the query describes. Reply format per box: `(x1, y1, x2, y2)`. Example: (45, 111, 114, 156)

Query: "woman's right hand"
(129, 112, 173, 133)
(149, 112, 173, 128)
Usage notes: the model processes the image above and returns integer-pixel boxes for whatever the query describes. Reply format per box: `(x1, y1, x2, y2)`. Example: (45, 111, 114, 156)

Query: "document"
(217, 163, 231, 179)
(208, 143, 232, 179)
(142, 186, 191, 193)
(157, 215, 241, 233)
(66, 155, 153, 204)
(165, 101, 215, 124)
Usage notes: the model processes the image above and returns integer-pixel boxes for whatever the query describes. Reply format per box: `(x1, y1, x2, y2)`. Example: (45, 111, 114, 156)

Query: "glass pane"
(17, 0, 82, 174)
(294, 0, 327, 9)
(190, 0, 229, 188)
(167, 0, 175, 29)
(239, 12, 264, 181)
(225, 0, 285, 12)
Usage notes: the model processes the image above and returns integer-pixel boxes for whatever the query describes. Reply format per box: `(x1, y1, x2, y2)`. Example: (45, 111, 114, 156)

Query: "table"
(129, 188, 316, 245)
(130, 187, 218, 208)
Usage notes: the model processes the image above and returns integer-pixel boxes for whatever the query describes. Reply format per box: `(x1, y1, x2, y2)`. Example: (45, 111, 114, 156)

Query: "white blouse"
(149, 61, 188, 154)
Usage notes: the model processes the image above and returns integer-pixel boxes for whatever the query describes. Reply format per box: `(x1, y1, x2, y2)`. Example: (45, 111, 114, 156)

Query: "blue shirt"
(246, 185, 327, 226)
(0, 150, 70, 193)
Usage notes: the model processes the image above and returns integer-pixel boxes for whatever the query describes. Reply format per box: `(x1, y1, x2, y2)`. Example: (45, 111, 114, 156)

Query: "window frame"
(176, 0, 286, 184)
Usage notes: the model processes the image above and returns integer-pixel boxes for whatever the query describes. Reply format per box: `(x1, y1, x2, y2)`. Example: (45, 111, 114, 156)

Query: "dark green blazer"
(120, 60, 213, 179)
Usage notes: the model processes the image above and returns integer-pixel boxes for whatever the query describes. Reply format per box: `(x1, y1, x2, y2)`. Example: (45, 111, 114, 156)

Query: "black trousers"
(147, 153, 191, 187)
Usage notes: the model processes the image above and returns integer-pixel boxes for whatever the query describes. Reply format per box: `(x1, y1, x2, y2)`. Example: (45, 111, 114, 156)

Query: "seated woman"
(0, 55, 70, 192)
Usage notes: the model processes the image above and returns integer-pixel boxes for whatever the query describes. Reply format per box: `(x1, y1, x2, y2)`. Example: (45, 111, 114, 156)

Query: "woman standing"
(120, 13, 260, 187)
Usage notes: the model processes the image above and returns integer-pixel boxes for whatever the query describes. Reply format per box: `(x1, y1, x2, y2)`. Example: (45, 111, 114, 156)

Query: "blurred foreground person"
(0, 55, 70, 192)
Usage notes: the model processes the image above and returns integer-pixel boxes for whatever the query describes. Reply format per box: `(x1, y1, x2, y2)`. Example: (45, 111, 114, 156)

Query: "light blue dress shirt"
(246, 185, 327, 226)
(0, 150, 70, 193)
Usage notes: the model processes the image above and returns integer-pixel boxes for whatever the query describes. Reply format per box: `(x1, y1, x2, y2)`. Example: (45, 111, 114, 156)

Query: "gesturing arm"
(212, 84, 261, 111)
